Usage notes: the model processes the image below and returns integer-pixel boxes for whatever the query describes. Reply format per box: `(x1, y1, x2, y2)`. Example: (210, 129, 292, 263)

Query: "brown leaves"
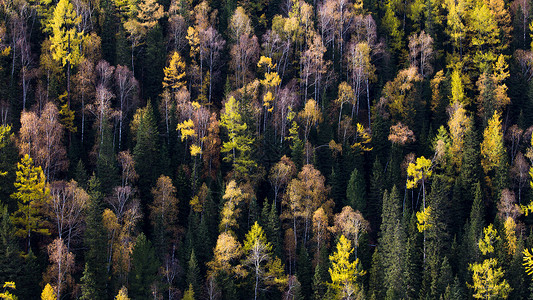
(18, 102, 67, 180)
(388, 122, 416, 145)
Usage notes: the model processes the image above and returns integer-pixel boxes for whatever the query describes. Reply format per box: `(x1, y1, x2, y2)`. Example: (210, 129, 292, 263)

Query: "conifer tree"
(133, 101, 160, 202)
(10, 155, 50, 253)
(48, 0, 85, 106)
(346, 168, 366, 212)
(328, 235, 366, 299)
(220, 96, 256, 179)
(129, 233, 159, 299)
(80, 175, 107, 300)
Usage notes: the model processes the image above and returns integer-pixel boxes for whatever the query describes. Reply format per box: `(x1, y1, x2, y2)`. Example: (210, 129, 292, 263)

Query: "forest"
(2, 0, 533, 298)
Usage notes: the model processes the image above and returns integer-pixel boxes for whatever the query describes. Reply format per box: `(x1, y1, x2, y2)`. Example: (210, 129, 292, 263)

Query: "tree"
(448, 102, 472, 170)
(242, 222, 287, 300)
(407, 156, 433, 261)
(121, 0, 164, 73)
(269, 156, 296, 205)
(129, 233, 159, 299)
(79, 174, 107, 300)
(282, 165, 328, 248)
(346, 168, 365, 212)
(10, 155, 50, 252)
(408, 31, 434, 78)
(43, 238, 74, 300)
(469, 225, 512, 299)
(182, 284, 195, 300)
(480, 111, 506, 192)
(115, 286, 130, 300)
(0, 281, 17, 300)
(162, 51, 186, 92)
(220, 180, 247, 233)
(48, 180, 88, 252)
(150, 175, 179, 252)
(333, 206, 369, 259)
(18, 103, 68, 180)
(48, 0, 84, 106)
(300, 32, 328, 104)
(298, 99, 322, 143)
(220, 96, 256, 178)
(114, 65, 139, 149)
(133, 101, 160, 202)
(346, 41, 375, 126)
(335, 82, 354, 136)
(311, 208, 331, 263)
(207, 232, 245, 277)
(379, 67, 422, 126)
(329, 235, 366, 299)
(41, 284, 56, 300)
(229, 7, 258, 88)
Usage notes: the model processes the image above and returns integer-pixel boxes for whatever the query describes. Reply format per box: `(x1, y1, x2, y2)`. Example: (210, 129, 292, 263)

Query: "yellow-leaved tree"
(406, 156, 433, 261)
(48, 0, 84, 106)
(11, 155, 51, 253)
(480, 110, 506, 194)
(0, 282, 17, 300)
(41, 284, 56, 300)
(242, 222, 287, 300)
(328, 235, 366, 299)
(163, 51, 187, 92)
(469, 224, 511, 299)
(114, 286, 130, 300)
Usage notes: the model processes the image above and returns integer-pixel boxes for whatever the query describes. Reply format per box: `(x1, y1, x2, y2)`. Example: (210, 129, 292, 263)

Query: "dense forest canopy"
(2, 0, 533, 299)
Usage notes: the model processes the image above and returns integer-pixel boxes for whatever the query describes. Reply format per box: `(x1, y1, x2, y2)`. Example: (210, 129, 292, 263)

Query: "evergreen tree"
(369, 159, 385, 235)
(133, 101, 160, 203)
(0, 125, 17, 210)
(0, 206, 22, 290)
(296, 245, 312, 300)
(80, 175, 108, 300)
(186, 250, 201, 297)
(96, 119, 119, 195)
(346, 168, 366, 213)
(129, 233, 160, 299)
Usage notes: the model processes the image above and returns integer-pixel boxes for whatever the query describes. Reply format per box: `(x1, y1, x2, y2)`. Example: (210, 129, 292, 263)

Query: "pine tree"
(379, 186, 405, 298)
(133, 101, 160, 203)
(346, 168, 366, 213)
(114, 286, 130, 300)
(0, 206, 22, 290)
(80, 175, 107, 300)
(186, 250, 201, 296)
(296, 245, 312, 300)
(129, 234, 160, 299)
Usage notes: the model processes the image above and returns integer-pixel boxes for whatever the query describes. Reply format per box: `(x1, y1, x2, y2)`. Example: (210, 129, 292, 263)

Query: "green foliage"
(80, 175, 108, 300)
(0, 207, 21, 296)
(346, 168, 366, 213)
(129, 233, 159, 299)
(220, 96, 256, 179)
(133, 101, 160, 201)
